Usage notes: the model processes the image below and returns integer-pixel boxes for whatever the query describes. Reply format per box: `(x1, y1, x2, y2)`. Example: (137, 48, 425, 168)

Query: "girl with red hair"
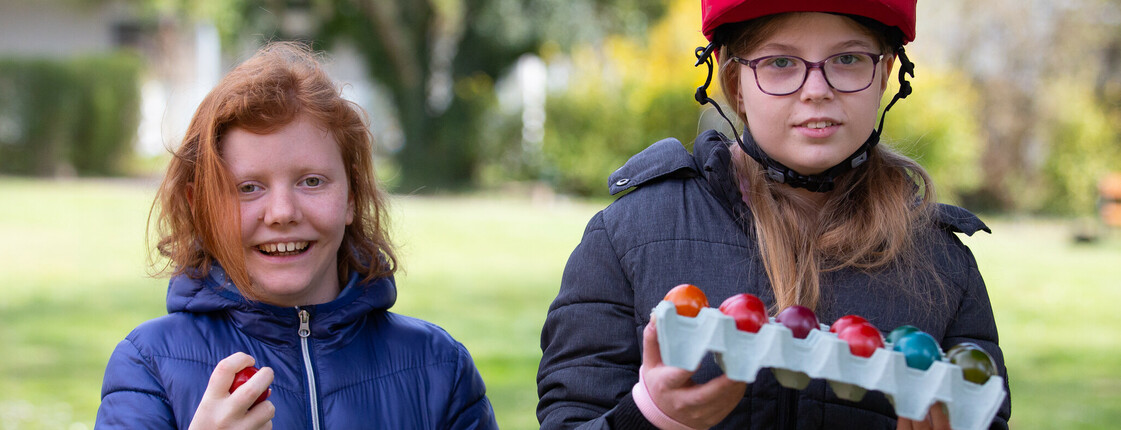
(97, 42, 497, 429)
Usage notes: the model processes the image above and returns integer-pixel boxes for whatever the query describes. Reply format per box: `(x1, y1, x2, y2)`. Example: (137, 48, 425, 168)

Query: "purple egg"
(775, 306, 819, 339)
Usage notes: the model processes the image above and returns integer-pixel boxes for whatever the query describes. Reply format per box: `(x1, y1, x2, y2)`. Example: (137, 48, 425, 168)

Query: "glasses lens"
(823, 53, 876, 92)
(754, 56, 806, 95)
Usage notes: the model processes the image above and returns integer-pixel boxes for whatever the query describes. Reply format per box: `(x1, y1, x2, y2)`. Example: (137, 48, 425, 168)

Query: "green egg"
(886, 325, 919, 345)
(948, 344, 997, 384)
(946, 341, 983, 360)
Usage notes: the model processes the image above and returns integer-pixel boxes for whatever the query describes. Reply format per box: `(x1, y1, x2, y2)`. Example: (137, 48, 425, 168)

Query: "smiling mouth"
(257, 241, 310, 256)
(801, 121, 837, 129)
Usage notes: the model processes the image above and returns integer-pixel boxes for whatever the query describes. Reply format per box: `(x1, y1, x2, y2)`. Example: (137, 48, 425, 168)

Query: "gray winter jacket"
(537, 130, 1010, 429)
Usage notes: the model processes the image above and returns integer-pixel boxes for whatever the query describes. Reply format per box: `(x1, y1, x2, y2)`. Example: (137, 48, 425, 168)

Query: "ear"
(880, 53, 897, 94)
(737, 88, 746, 116)
(729, 67, 746, 115)
(345, 194, 355, 226)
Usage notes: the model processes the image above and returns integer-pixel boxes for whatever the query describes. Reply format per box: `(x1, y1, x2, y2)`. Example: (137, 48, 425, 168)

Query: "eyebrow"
(833, 39, 878, 52)
(754, 39, 879, 56)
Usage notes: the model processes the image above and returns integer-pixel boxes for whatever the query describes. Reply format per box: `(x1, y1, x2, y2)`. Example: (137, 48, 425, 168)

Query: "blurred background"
(1, 0, 1120, 428)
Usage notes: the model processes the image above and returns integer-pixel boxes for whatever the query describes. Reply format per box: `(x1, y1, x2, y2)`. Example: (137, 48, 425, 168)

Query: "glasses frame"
(731, 52, 884, 96)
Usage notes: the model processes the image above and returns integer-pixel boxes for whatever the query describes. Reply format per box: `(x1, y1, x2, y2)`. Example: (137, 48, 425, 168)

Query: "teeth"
(805, 121, 834, 129)
(258, 241, 309, 254)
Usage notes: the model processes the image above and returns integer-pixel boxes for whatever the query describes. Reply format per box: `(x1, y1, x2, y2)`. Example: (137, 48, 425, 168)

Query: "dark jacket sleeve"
(939, 233, 1012, 430)
(538, 212, 657, 430)
(96, 338, 176, 429)
(445, 341, 499, 430)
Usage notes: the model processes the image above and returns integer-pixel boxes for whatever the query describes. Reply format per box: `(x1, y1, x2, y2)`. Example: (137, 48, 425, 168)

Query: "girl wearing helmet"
(538, 1, 1010, 429)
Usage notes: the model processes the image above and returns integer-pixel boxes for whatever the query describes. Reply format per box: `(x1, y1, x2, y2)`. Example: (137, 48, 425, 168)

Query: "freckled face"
(737, 13, 892, 175)
(222, 114, 353, 307)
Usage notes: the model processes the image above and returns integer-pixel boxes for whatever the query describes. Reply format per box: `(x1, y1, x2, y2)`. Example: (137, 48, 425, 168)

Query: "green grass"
(2, 178, 1120, 429)
(0, 178, 601, 430)
(960, 218, 1121, 429)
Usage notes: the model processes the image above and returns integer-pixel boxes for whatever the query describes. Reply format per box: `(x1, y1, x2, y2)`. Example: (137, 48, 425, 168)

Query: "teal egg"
(892, 331, 942, 371)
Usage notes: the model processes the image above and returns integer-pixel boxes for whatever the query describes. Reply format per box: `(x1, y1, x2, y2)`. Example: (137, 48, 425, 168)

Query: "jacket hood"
(165, 265, 398, 344)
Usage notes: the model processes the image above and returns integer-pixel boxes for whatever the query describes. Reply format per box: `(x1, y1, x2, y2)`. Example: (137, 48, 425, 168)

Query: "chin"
(795, 153, 851, 174)
(254, 279, 311, 299)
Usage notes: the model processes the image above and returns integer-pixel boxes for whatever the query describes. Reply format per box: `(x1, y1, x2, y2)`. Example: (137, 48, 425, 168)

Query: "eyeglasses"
(731, 52, 884, 96)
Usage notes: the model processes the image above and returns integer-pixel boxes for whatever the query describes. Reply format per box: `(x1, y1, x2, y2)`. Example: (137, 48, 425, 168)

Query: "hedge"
(0, 53, 143, 176)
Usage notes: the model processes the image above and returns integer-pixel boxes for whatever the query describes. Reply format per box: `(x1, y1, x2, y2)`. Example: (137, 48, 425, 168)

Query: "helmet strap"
(878, 46, 914, 133)
(692, 43, 916, 193)
(737, 128, 878, 193)
(694, 42, 744, 146)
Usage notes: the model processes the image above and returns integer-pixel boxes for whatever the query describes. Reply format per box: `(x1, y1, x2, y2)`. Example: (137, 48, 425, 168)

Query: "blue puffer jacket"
(538, 130, 1011, 429)
(97, 267, 497, 429)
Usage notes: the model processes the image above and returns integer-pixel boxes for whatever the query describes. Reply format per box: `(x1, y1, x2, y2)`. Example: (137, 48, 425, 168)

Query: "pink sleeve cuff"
(631, 371, 700, 430)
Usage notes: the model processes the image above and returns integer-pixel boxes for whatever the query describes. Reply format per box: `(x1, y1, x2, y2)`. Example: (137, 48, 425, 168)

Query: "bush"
(1038, 80, 1121, 215)
(0, 53, 143, 177)
(541, 0, 709, 197)
(544, 79, 700, 196)
(881, 67, 984, 206)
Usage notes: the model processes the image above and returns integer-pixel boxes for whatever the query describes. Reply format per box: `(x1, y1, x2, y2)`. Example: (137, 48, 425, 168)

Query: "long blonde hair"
(717, 14, 938, 312)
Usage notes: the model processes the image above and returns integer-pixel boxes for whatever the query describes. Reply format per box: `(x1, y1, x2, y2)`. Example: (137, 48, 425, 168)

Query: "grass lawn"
(960, 217, 1121, 429)
(2, 177, 1120, 429)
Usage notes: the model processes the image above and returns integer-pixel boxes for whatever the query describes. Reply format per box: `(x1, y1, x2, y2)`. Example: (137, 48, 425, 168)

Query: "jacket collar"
(606, 129, 749, 222)
(692, 129, 751, 224)
(166, 265, 398, 344)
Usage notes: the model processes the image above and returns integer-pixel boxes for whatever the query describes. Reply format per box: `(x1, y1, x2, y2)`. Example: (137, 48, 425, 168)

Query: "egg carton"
(652, 301, 1006, 430)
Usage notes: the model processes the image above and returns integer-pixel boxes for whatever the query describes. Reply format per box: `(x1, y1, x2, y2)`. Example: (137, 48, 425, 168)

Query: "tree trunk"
(354, 0, 477, 193)
(964, 80, 1035, 212)
(391, 88, 480, 193)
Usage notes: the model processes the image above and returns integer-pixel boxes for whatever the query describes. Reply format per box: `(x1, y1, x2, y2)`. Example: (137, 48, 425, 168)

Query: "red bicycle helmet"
(692, 0, 919, 192)
(701, 0, 917, 45)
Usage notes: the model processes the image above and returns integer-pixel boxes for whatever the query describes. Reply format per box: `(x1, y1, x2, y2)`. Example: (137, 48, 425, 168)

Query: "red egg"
(230, 366, 271, 406)
(838, 322, 885, 358)
(829, 314, 868, 334)
(718, 293, 768, 333)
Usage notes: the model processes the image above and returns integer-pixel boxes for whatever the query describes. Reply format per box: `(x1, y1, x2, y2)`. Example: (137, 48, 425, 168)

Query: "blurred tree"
(1096, 0, 1121, 115)
(923, 0, 1052, 211)
(541, 0, 706, 196)
(882, 67, 984, 206)
(923, 0, 1121, 213)
(1039, 80, 1120, 215)
(115, 0, 670, 192)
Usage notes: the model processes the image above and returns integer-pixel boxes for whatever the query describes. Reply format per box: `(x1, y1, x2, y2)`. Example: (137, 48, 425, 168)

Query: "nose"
(799, 67, 834, 102)
(262, 188, 301, 226)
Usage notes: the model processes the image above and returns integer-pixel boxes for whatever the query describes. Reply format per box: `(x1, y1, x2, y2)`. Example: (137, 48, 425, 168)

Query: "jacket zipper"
(298, 308, 321, 430)
(781, 386, 797, 430)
